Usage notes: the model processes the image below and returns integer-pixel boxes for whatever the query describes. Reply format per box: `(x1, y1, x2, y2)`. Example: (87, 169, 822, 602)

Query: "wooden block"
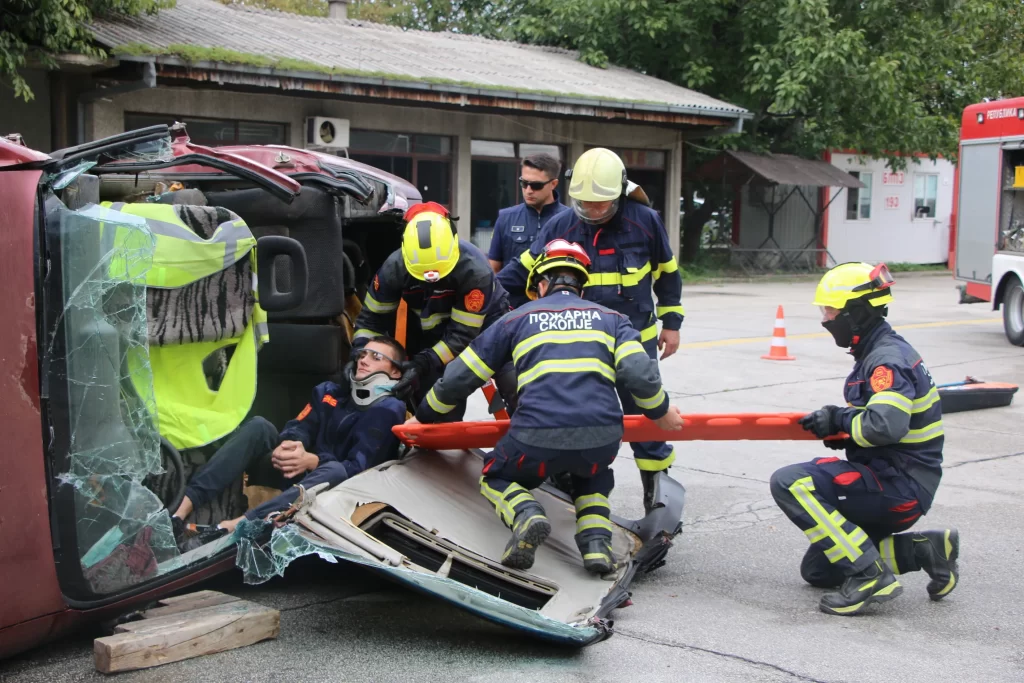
(143, 590, 241, 619)
(95, 594, 279, 674)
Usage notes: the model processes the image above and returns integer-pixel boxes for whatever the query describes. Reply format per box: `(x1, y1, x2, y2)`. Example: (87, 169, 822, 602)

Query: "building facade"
(824, 152, 955, 265)
(0, 0, 749, 259)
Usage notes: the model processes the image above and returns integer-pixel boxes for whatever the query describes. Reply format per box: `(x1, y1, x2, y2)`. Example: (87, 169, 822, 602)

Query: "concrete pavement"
(3, 273, 1022, 682)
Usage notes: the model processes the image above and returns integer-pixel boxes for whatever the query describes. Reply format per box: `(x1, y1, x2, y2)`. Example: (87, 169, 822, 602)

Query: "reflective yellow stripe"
(512, 330, 614, 364)
(353, 328, 378, 340)
(640, 323, 659, 343)
(426, 388, 456, 414)
(652, 258, 679, 281)
(506, 492, 535, 510)
(635, 448, 675, 471)
(656, 305, 685, 318)
(632, 387, 666, 410)
(868, 390, 913, 414)
(432, 340, 455, 365)
(451, 308, 485, 327)
(520, 251, 537, 269)
(363, 292, 398, 314)
(789, 476, 865, 564)
(480, 478, 519, 526)
(481, 480, 535, 528)
(419, 311, 451, 330)
(461, 347, 494, 382)
(614, 340, 646, 364)
(851, 413, 873, 448)
(583, 552, 612, 561)
(576, 514, 614, 532)
(912, 387, 940, 412)
(880, 536, 898, 574)
(517, 358, 615, 388)
(900, 421, 944, 444)
(585, 262, 652, 288)
(574, 493, 609, 511)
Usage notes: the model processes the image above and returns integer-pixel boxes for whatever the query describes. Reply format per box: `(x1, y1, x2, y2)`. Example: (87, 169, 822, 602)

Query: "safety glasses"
(519, 177, 555, 191)
(852, 263, 894, 292)
(354, 348, 401, 367)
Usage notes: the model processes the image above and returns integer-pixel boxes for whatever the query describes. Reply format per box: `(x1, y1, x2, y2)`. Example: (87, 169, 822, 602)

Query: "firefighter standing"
(770, 262, 959, 616)
(353, 202, 516, 419)
(412, 239, 684, 573)
(497, 148, 684, 512)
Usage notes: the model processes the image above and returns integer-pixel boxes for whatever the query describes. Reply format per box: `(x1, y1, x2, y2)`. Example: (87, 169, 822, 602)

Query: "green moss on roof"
(110, 42, 675, 107)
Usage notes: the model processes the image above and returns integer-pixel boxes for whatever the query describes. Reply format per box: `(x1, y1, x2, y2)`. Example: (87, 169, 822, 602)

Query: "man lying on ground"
(171, 336, 408, 552)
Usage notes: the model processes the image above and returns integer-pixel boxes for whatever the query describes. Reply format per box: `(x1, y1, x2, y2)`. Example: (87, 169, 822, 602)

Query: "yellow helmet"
(401, 201, 459, 282)
(813, 262, 895, 310)
(526, 239, 591, 300)
(567, 148, 627, 224)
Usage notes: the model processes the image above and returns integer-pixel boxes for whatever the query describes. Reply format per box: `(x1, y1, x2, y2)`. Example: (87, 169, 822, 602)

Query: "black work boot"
(640, 471, 659, 515)
(501, 504, 551, 571)
(578, 537, 616, 575)
(819, 559, 903, 616)
(914, 529, 959, 601)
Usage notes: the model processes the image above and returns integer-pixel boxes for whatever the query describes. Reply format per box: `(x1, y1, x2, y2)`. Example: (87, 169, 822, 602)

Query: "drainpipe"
(328, 0, 349, 19)
(76, 60, 157, 145)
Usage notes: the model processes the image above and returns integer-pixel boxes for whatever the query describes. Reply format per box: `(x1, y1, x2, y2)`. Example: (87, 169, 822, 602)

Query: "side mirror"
(256, 235, 308, 312)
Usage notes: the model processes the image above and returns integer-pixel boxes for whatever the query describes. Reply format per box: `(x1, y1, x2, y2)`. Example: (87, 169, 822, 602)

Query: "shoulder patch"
(296, 404, 312, 420)
(373, 274, 380, 291)
(870, 366, 895, 393)
(465, 289, 486, 312)
(322, 394, 338, 407)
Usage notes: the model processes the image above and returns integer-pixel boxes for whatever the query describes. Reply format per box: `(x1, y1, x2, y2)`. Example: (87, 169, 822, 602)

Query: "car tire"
(1003, 277, 1024, 346)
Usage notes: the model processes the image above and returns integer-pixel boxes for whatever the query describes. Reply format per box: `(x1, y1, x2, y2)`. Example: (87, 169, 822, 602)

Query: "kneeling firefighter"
(353, 201, 517, 418)
(411, 239, 684, 573)
(770, 262, 959, 616)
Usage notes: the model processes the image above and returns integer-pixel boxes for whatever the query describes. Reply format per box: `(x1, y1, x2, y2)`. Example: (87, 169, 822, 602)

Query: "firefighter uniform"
(354, 203, 514, 419)
(497, 156, 683, 485)
(416, 240, 672, 574)
(770, 263, 958, 616)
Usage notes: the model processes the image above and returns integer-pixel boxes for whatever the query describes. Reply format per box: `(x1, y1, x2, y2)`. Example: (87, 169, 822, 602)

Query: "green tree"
(1, 0, 174, 101)
(510, 0, 1024, 259)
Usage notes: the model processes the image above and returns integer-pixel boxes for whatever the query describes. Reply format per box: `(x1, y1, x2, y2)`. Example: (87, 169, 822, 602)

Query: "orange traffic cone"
(761, 305, 796, 361)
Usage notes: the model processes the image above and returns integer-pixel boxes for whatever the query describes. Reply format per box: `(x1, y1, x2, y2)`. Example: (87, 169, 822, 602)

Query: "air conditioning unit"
(305, 116, 350, 150)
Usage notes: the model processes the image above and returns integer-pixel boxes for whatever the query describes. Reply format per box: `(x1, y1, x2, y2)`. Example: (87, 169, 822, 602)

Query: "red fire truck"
(951, 96, 1024, 345)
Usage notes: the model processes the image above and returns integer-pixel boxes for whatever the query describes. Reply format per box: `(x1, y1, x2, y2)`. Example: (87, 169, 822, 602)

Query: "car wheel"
(1003, 277, 1024, 346)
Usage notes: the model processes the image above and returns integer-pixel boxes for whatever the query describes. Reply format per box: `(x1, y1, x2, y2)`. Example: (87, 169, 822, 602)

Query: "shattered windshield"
(46, 179, 245, 596)
(53, 204, 188, 592)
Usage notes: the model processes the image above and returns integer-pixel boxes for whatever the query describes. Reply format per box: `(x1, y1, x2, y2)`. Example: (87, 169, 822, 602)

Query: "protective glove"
(798, 405, 843, 439)
(823, 438, 851, 451)
(392, 353, 433, 402)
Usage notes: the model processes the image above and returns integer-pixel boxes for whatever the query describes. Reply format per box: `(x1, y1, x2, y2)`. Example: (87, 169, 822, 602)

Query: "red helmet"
(526, 239, 591, 300)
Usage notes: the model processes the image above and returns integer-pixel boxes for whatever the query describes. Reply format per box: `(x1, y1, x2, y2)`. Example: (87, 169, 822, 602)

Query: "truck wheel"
(1003, 278, 1024, 346)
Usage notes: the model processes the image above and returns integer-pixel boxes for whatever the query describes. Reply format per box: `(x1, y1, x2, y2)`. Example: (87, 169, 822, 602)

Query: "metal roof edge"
(115, 54, 751, 121)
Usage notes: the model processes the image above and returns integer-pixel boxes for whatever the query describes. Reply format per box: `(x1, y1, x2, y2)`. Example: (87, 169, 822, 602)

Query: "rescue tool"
(394, 413, 848, 450)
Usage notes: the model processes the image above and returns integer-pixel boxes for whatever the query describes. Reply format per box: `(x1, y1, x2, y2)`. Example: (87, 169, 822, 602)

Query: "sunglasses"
(519, 177, 555, 191)
(354, 348, 400, 366)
